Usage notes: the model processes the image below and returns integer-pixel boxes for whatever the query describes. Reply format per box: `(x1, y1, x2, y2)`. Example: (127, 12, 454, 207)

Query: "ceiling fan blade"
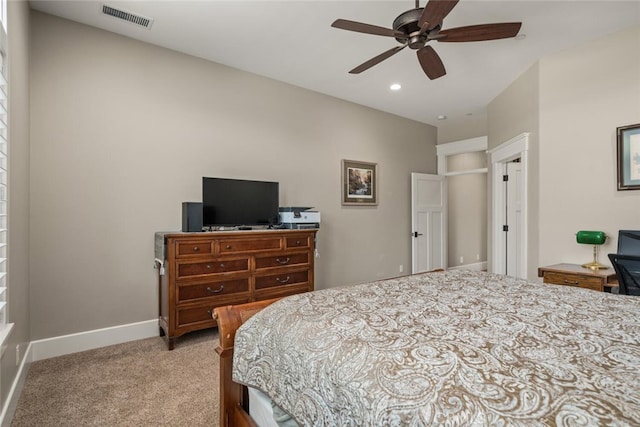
(349, 44, 408, 74)
(417, 45, 446, 80)
(331, 19, 406, 38)
(438, 23, 522, 42)
(419, 0, 460, 31)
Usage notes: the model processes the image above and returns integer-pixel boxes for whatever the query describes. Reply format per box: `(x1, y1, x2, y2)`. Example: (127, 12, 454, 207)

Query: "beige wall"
(487, 63, 540, 279)
(488, 64, 540, 152)
(441, 26, 640, 277)
(487, 25, 639, 279)
(29, 12, 437, 340)
(2, 0, 31, 413)
(437, 111, 487, 145)
(538, 26, 640, 267)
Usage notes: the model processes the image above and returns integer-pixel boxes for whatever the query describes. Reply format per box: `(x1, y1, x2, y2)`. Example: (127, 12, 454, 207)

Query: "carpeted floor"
(11, 329, 219, 426)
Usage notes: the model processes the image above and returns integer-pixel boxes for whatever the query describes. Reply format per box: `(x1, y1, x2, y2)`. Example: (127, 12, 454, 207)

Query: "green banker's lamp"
(576, 230, 608, 270)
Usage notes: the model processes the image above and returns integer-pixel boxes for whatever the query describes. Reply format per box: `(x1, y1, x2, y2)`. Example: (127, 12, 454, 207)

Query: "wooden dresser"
(156, 229, 317, 349)
(537, 263, 618, 292)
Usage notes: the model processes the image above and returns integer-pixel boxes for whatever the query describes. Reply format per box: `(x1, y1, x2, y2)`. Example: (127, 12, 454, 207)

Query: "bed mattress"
(233, 270, 640, 426)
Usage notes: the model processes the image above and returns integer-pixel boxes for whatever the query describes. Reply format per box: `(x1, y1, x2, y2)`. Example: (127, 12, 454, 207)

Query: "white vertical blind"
(0, 1, 8, 327)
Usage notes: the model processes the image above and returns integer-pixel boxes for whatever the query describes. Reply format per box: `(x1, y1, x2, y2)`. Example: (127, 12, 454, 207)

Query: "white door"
(505, 161, 523, 277)
(411, 173, 446, 274)
(490, 133, 529, 279)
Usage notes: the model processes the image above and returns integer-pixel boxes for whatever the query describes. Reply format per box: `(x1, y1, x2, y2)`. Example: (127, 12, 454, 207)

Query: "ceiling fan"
(331, 0, 522, 80)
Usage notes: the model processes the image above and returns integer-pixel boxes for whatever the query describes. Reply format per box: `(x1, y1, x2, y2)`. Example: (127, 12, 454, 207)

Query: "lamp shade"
(576, 230, 607, 245)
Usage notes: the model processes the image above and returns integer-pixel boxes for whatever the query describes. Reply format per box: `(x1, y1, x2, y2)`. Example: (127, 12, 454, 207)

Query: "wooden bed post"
(213, 299, 280, 427)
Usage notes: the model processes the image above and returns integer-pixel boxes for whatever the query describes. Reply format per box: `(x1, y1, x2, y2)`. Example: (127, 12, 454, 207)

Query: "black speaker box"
(182, 202, 203, 232)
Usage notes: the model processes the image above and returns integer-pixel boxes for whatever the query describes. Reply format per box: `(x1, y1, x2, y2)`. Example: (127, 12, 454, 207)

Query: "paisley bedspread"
(233, 270, 640, 426)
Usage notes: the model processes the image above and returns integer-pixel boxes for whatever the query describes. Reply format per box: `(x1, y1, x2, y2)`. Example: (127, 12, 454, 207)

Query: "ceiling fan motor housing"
(393, 8, 430, 49)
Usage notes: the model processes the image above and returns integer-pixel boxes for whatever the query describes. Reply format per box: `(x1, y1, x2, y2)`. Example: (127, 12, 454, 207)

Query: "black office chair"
(608, 253, 640, 296)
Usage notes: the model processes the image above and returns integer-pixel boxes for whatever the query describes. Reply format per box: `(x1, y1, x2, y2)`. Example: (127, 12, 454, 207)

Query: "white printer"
(279, 207, 320, 229)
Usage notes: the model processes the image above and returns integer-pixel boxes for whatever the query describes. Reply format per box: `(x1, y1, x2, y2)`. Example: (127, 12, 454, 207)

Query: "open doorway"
(435, 136, 488, 270)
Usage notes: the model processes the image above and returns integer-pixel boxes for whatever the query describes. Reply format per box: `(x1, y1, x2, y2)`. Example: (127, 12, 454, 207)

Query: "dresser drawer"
(543, 272, 603, 291)
(176, 297, 250, 329)
(175, 240, 214, 257)
(218, 237, 282, 254)
(285, 235, 312, 250)
(255, 252, 310, 270)
(177, 278, 249, 303)
(255, 283, 310, 300)
(177, 258, 249, 279)
(255, 269, 309, 290)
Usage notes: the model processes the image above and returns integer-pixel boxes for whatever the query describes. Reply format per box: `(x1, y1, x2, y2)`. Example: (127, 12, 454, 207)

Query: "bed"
(214, 269, 640, 426)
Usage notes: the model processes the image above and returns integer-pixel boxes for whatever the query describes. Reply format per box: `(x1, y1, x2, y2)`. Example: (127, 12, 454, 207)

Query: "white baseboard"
(0, 342, 31, 427)
(30, 319, 158, 362)
(0, 319, 158, 426)
(448, 261, 487, 271)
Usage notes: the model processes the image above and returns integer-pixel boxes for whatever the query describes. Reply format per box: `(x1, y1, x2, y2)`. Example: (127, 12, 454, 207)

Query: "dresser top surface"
(156, 229, 318, 239)
(538, 263, 617, 279)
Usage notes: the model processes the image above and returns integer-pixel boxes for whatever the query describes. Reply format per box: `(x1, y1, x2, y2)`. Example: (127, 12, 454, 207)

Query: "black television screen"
(618, 230, 640, 256)
(202, 177, 279, 227)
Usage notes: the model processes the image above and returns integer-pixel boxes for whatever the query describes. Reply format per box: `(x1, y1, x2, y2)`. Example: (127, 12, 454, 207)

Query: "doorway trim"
(436, 136, 488, 175)
(488, 132, 530, 278)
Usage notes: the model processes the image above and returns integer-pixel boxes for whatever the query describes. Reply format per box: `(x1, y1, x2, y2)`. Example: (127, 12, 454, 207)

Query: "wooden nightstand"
(538, 263, 619, 292)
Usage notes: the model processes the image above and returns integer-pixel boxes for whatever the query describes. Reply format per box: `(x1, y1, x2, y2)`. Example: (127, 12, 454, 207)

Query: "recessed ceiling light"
(390, 83, 402, 91)
(437, 115, 447, 120)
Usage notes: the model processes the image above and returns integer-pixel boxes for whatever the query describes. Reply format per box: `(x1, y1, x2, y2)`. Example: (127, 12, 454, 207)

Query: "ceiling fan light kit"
(331, 0, 522, 80)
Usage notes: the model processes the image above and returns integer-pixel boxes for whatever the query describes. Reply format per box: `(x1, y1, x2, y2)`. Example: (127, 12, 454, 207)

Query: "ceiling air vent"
(102, 4, 154, 29)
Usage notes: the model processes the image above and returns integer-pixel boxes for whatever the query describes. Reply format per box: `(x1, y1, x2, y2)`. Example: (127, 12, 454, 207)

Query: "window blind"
(0, 47, 7, 326)
(0, 5, 8, 332)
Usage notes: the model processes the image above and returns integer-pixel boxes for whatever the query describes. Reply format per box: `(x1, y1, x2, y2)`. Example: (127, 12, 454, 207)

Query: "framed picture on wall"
(342, 159, 378, 205)
(616, 123, 640, 191)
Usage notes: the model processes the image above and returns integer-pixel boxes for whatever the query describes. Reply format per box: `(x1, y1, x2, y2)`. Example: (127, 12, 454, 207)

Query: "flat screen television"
(202, 177, 279, 228)
(617, 230, 640, 256)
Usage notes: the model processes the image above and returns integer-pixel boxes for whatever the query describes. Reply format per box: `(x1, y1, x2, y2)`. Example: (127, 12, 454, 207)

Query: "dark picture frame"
(342, 159, 377, 205)
(616, 123, 640, 191)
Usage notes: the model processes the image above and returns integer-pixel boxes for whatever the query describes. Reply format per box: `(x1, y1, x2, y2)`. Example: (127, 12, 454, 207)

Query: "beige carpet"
(11, 329, 219, 426)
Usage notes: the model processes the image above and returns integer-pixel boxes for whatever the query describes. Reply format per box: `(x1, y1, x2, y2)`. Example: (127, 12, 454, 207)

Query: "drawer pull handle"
(276, 257, 290, 265)
(207, 309, 213, 317)
(296, 240, 301, 245)
(563, 279, 579, 285)
(193, 246, 200, 252)
(206, 285, 225, 294)
(226, 245, 232, 250)
(276, 276, 291, 284)
(206, 264, 212, 269)
(220, 263, 225, 268)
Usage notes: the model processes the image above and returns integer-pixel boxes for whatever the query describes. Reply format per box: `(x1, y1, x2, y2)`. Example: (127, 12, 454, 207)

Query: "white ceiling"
(29, 0, 640, 127)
